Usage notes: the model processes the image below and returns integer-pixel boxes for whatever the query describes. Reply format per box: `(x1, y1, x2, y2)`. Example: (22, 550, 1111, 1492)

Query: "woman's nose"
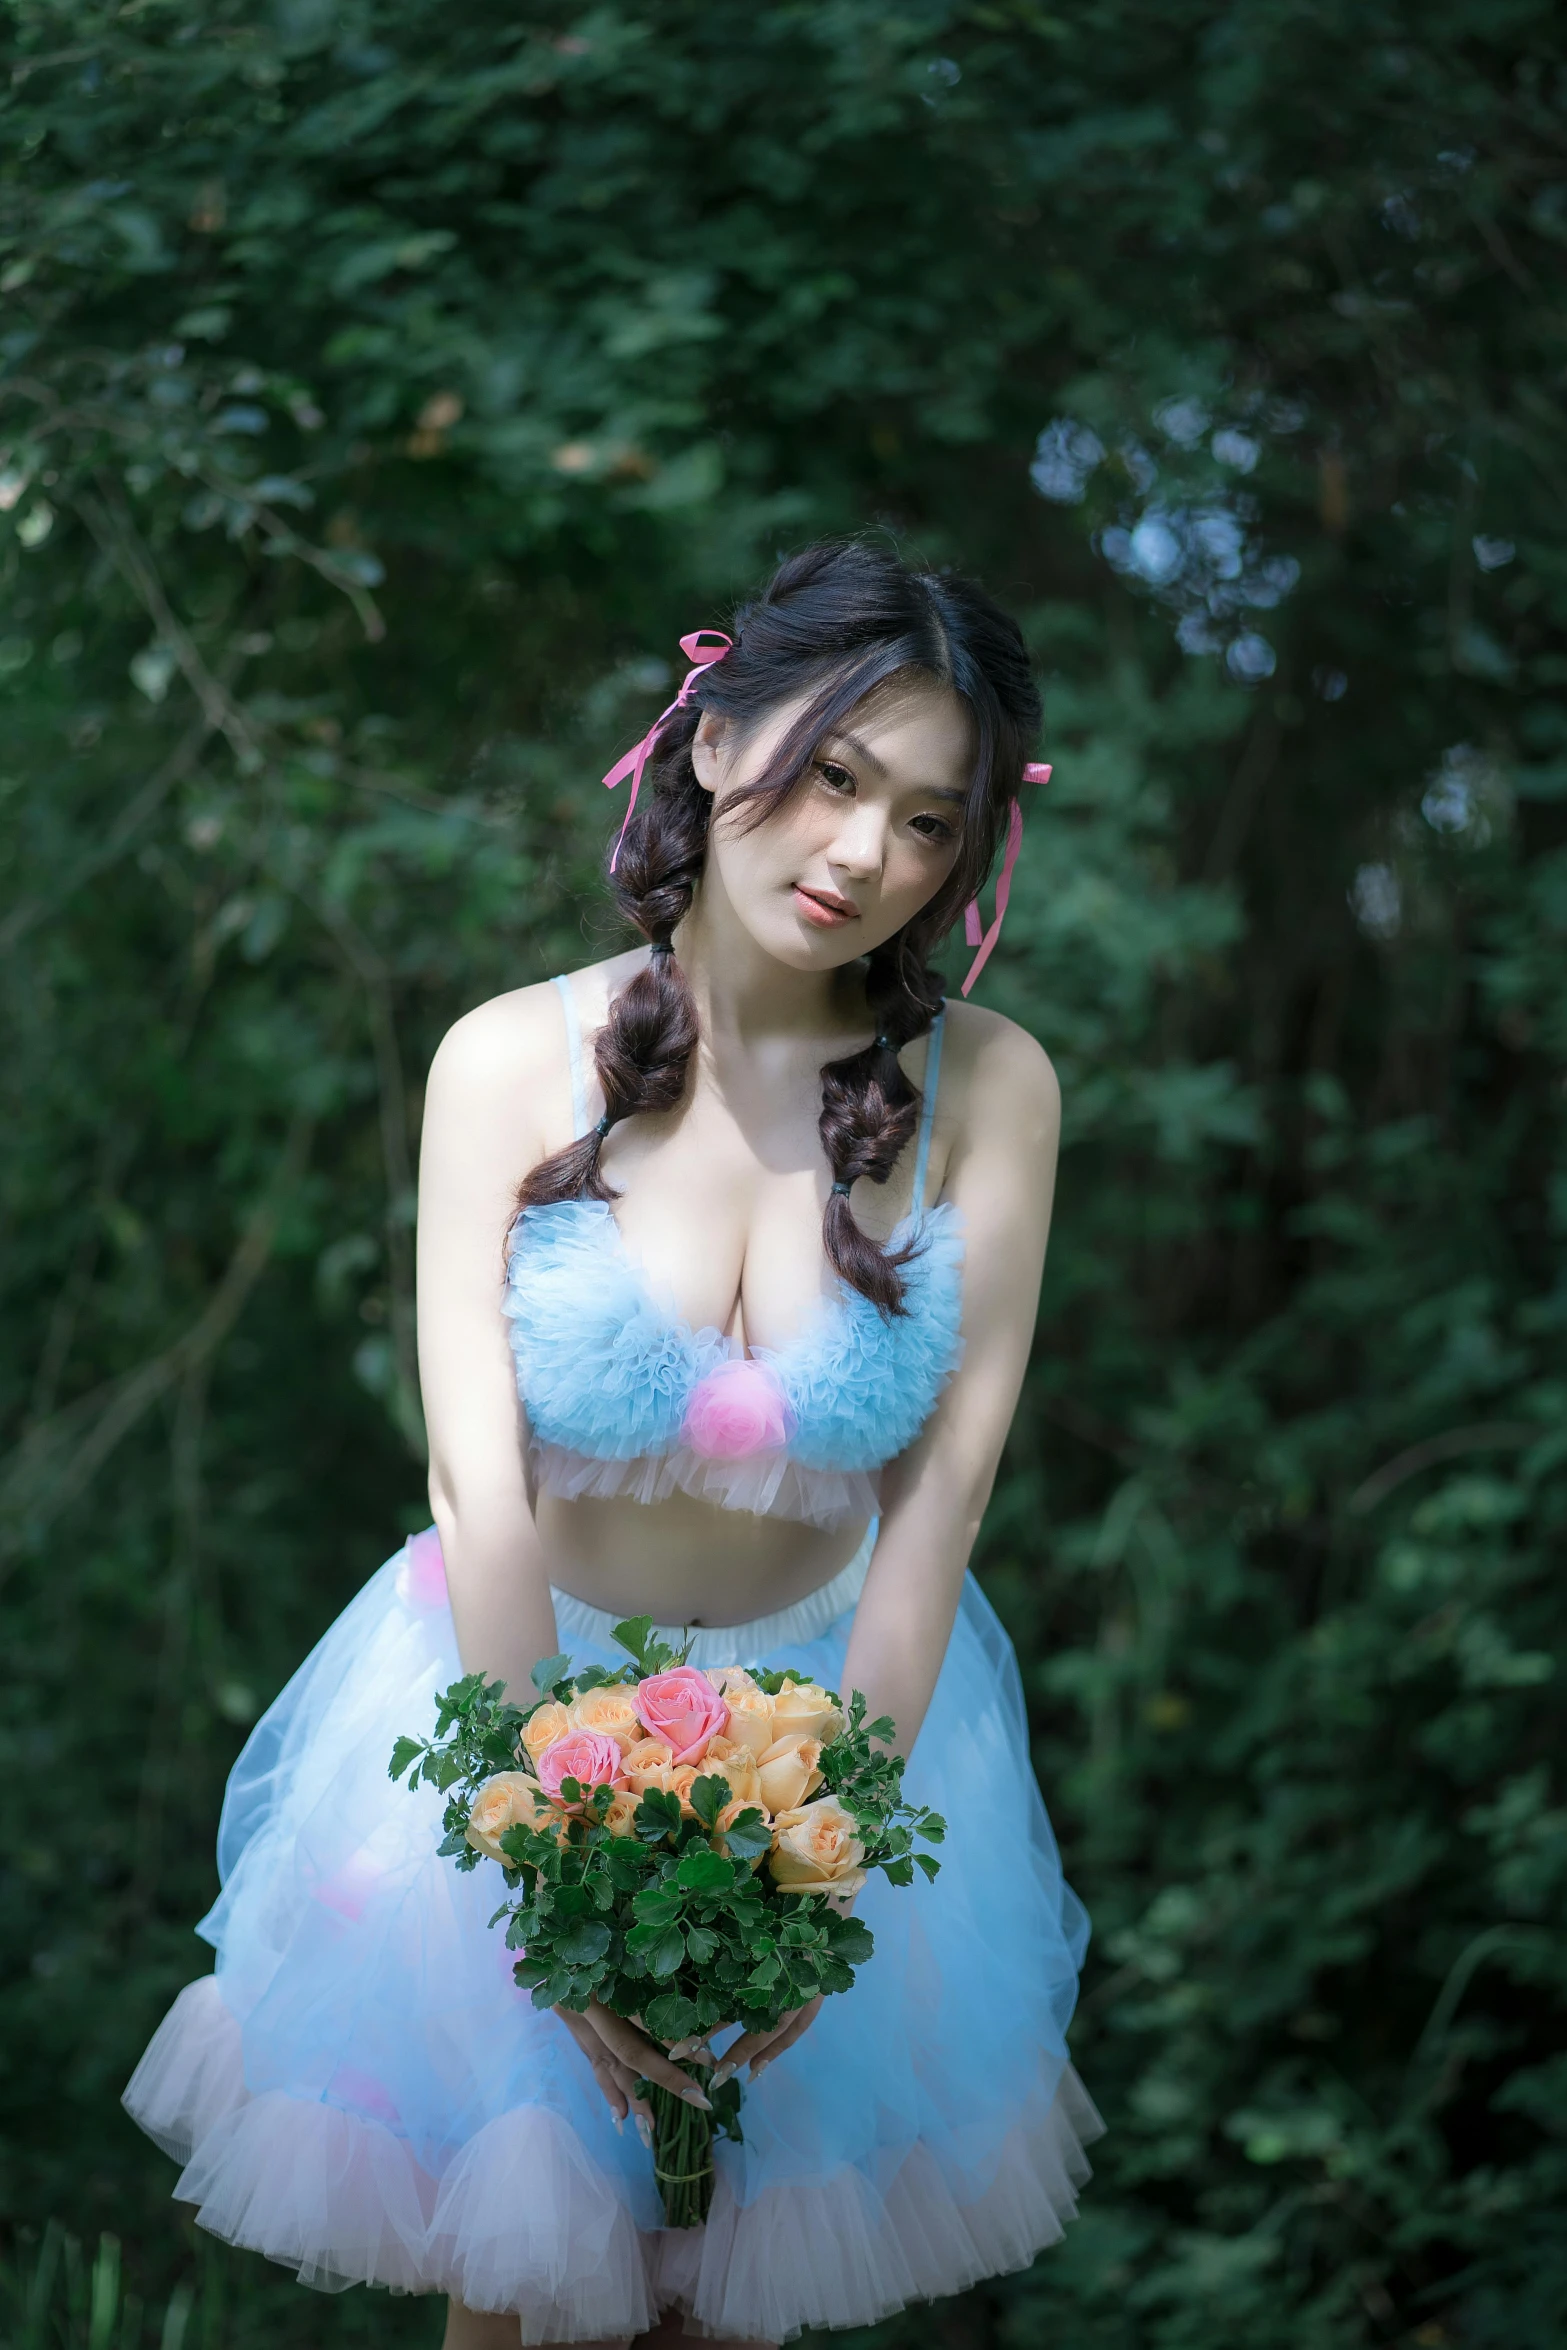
(828, 805, 887, 878)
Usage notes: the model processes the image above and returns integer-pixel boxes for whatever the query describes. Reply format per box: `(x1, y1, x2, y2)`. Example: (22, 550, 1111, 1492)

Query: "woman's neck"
(672, 883, 861, 1048)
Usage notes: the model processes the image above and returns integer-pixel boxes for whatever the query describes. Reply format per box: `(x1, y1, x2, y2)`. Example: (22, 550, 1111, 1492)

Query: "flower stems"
(644, 2065, 716, 2228)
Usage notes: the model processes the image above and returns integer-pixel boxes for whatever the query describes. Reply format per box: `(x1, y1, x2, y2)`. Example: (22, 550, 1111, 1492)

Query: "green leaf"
(388, 1734, 425, 1780)
(719, 1805, 772, 1860)
(643, 1992, 699, 2042)
(688, 1773, 726, 1829)
(555, 1920, 612, 1965)
(675, 1846, 736, 1895)
(827, 1916, 875, 1965)
(684, 1924, 717, 1964)
(917, 1813, 947, 1844)
(531, 1652, 572, 1696)
(644, 1923, 686, 1978)
(611, 1616, 655, 1669)
(914, 1851, 941, 1881)
(635, 1788, 682, 1842)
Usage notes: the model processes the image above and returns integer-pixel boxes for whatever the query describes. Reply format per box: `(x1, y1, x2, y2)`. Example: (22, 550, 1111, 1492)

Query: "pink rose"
(634, 1666, 730, 1764)
(681, 1358, 793, 1461)
(535, 1730, 624, 1808)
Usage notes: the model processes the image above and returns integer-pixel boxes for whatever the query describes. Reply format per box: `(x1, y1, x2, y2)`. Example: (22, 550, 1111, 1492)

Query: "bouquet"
(390, 1614, 943, 2226)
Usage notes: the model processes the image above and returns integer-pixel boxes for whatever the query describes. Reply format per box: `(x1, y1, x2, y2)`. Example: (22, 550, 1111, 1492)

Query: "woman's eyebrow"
(827, 729, 888, 775)
(829, 731, 966, 803)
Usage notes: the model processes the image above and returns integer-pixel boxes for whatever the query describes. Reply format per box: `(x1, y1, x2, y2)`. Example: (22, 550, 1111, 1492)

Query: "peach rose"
(756, 1732, 824, 1815)
(706, 1666, 758, 1693)
(669, 1764, 701, 1815)
(767, 1796, 867, 1898)
(521, 1700, 573, 1769)
(696, 1735, 763, 1810)
(623, 1737, 679, 1794)
(535, 1730, 624, 1808)
(568, 1682, 644, 1755)
(768, 1679, 845, 1745)
(634, 1666, 729, 1763)
(704, 1670, 775, 1758)
(465, 1772, 563, 1863)
(598, 1789, 641, 1839)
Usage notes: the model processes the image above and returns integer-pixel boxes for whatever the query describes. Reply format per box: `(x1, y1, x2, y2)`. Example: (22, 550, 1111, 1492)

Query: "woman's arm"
(839, 1008, 1061, 1754)
(416, 989, 563, 1698)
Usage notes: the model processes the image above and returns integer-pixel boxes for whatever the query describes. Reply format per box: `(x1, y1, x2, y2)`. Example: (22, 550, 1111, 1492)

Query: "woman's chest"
(598, 1082, 918, 1353)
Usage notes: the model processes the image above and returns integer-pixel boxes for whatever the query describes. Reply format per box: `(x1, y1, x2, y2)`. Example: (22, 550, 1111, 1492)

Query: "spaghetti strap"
(551, 973, 589, 1138)
(911, 1010, 945, 1214)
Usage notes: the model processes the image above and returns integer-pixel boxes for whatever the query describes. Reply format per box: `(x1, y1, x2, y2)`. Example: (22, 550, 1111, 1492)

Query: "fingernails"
(635, 2114, 652, 2148)
(711, 2063, 736, 2088)
(750, 2058, 771, 2079)
(681, 2088, 712, 2110)
(613, 2113, 623, 2134)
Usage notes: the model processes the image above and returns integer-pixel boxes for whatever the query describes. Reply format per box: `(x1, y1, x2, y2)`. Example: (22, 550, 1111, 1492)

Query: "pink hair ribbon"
(603, 630, 733, 872)
(959, 760, 1052, 996)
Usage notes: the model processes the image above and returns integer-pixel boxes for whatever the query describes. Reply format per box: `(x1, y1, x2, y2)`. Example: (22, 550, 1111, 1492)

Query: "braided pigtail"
(516, 710, 707, 1208)
(818, 937, 947, 1314)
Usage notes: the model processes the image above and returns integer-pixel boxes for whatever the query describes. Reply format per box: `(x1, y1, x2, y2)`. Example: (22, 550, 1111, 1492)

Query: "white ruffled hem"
(126, 1977, 1102, 2343)
(531, 1437, 881, 1531)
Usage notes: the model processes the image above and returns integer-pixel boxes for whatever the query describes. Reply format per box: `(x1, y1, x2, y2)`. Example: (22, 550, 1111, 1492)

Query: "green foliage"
(1, 1, 1564, 2345)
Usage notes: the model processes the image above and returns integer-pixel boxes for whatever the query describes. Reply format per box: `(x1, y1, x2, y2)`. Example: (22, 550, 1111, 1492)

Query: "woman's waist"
(540, 1500, 877, 1668)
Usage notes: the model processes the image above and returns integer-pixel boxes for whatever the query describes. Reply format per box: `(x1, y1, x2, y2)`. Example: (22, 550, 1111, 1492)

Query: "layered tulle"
(125, 1534, 1099, 2343)
(529, 1437, 881, 1530)
(504, 1197, 966, 1527)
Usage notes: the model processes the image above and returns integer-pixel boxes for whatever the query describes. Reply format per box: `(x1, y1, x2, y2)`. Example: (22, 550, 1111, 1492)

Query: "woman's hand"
(669, 1996, 824, 2088)
(714, 1996, 823, 2086)
(557, 2002, 714, 2143)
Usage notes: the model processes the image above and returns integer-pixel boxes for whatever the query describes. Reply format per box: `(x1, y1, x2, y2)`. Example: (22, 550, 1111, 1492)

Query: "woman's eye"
(816, 761, 855, 793)
(911, 814, 956, 843)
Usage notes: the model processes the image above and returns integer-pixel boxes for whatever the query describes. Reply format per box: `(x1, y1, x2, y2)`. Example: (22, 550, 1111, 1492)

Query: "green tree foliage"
(1, 3, 1563, 2345)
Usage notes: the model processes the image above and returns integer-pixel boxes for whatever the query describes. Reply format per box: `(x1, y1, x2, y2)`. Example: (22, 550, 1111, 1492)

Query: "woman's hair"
(519, 538, 1042, 1311)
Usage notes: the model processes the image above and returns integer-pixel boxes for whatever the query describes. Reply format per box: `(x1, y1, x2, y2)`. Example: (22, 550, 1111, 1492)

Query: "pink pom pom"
(399, 1527, 448, 1611)
(681, 1358, 793, 1461)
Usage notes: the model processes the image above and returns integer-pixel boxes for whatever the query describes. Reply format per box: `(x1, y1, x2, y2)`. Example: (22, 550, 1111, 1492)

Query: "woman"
(125, 541, 1099, 2347)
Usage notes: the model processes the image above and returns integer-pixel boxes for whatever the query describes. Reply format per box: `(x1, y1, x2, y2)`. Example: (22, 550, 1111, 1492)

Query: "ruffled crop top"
(502, 975, 965, 1528)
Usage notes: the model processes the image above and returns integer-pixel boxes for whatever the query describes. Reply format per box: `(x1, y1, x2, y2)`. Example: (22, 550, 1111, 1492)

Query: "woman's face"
(690, 673, 973, 972)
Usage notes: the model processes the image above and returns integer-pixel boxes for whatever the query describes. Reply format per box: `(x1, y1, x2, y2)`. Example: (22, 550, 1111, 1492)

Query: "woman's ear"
(690, 709, 728, 797)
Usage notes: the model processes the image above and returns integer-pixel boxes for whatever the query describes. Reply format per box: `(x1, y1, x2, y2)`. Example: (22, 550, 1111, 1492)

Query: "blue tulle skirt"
(125, 1531, 1099, 2344)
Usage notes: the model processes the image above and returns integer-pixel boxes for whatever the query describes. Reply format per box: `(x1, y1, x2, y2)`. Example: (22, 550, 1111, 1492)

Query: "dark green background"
(2, 5, 1564, 2346)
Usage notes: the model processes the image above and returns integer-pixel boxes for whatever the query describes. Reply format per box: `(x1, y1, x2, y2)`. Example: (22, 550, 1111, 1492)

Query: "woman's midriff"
(535, 1488, 871, 1630)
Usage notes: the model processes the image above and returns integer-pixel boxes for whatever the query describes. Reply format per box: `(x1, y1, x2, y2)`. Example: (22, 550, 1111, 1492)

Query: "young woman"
(125, 541, 1099, 2347)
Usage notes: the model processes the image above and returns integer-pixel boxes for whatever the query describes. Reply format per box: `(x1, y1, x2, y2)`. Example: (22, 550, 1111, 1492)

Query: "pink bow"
(959, 761, 1052, 996)
(603, 630, 733, 871)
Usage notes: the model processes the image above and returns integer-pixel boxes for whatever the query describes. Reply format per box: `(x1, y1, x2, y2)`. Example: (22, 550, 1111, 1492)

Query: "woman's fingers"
(713, 1996, 823, 2086)
(587, 2003, 713, 2109)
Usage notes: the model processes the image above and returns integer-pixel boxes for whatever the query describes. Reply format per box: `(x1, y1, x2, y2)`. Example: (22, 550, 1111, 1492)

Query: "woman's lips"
(793, 885, 858, 928)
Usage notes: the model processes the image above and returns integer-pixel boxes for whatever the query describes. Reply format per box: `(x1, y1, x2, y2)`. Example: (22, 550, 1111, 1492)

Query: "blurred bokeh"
(2, 6, 1564, 2347)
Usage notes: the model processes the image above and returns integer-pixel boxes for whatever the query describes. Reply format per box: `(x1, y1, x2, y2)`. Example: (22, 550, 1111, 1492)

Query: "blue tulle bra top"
(502, 975, 964, 1528)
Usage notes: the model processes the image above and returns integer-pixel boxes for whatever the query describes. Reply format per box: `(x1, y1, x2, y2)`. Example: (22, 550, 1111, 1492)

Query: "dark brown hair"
(520, 539, 1042, 1312)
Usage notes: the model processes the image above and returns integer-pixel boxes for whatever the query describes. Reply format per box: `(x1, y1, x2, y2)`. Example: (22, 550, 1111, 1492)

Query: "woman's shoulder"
(936, 998, 1060, 1141)
(426, 978, 565, 1101)
(427, 952, 638, 1097)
